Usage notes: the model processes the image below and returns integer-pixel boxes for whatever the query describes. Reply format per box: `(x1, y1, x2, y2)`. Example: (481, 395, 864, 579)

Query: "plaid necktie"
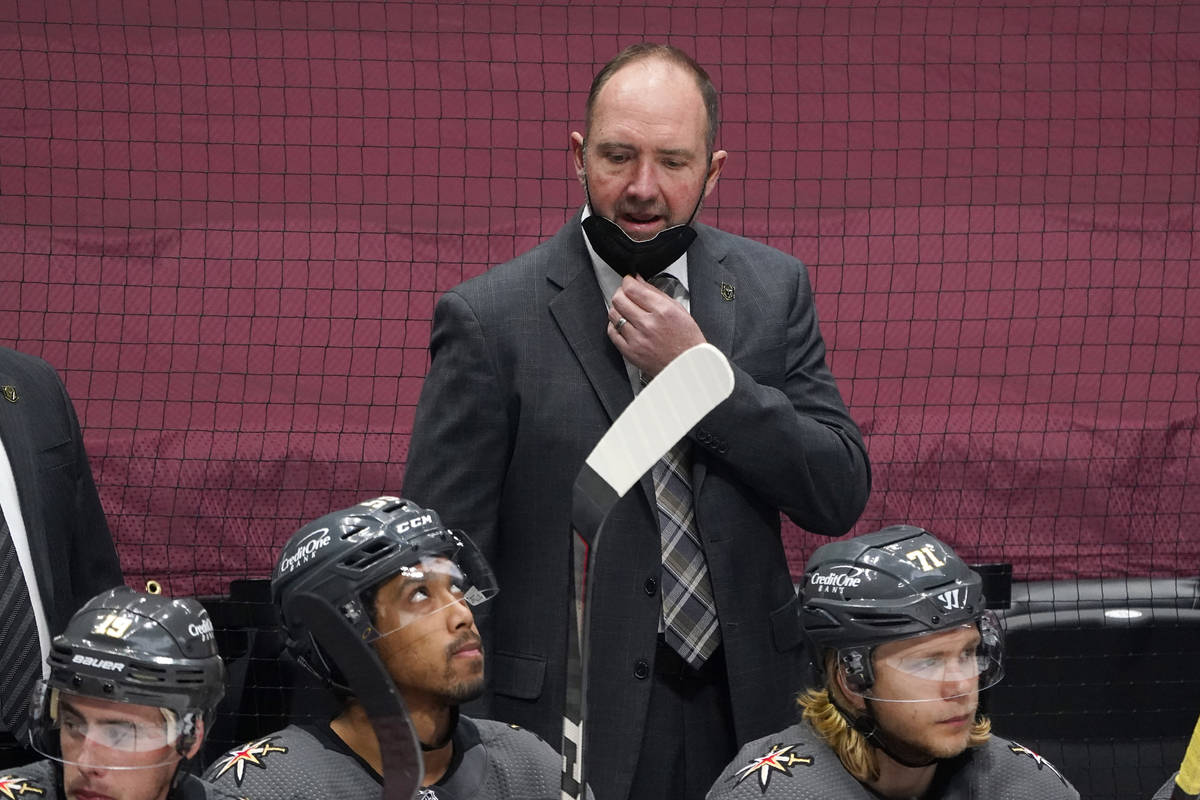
(647, 273, 720, 667)
(0, 510, 41, 745)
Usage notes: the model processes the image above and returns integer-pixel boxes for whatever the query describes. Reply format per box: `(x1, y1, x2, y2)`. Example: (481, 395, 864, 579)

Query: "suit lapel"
(546, 219, 634, 425)
(0, 361, 57, 612)
(686, 226, 736, 499)
(688, 224, 735, 358)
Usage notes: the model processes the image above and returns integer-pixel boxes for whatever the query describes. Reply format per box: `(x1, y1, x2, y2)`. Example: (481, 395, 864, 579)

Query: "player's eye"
(899, 655, 944, 678)
(60, 712, 86, 738)
(95, 721, 136, 748)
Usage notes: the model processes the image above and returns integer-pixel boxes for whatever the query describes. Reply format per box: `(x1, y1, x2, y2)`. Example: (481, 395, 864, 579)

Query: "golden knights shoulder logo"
(211, 736, 289, 786)
(1008, 742, 1069, 786)
(0, 774, 45, 797)
(730, 743, 814, 792)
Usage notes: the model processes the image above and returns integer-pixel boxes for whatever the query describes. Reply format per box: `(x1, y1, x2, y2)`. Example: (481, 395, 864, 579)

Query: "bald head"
(584, 43, 719, 155)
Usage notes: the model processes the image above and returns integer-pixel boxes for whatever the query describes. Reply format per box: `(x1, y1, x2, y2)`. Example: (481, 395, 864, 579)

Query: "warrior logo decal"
(211, 736, 289, 785)
(1009, 743, 1069, 786)
(730, 743, 813, 792)
(0, 775, 45, 797)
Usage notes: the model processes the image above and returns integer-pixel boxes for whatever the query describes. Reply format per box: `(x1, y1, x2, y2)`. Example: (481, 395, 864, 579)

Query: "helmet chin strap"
(830, 695, 939, 769)
(419, 705, 459, 752)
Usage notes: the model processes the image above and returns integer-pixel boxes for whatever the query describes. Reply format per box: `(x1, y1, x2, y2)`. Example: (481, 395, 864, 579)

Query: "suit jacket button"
(634, 659, 650, 680)
(644, 576, 658, 595)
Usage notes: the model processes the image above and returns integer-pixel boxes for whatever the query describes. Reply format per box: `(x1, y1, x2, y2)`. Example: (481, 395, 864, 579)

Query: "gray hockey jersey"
(203, 715, 567, 799)
(1151, 772, 1179, 800)
(706, 722, 1080, 800)
(1, 758, 241, 800)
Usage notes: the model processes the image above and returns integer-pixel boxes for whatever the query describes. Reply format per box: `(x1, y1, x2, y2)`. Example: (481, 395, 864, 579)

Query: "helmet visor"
(843, 613, 1004, 703)
(363, 555, 497, 641)
(31, 686, 189, 769)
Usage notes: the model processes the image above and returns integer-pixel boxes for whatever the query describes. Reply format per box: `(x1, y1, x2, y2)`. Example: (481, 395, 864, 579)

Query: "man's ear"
(570, 131, 587, 186)
(703, 149, 727, 199)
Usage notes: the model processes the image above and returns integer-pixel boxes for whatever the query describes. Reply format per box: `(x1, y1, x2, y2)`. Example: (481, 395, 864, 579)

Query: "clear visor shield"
(31, 686, 189, 769)
(361, 555, 498, 642)
(842, 614, 1005, 704)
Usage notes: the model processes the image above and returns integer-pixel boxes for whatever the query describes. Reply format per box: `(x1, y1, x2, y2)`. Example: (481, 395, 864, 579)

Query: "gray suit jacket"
(0, 347, 122, 637)
(403, 218, 870, 800)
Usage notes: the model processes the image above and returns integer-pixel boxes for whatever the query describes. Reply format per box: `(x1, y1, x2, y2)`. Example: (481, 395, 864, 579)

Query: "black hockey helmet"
(271, 496, 498, 688)
(800, 525, 1003, 701)
(29, 586, 225, 764)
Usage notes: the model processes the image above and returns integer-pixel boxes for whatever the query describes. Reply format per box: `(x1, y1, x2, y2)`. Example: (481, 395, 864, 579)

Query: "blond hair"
(797, 653, 992, 782)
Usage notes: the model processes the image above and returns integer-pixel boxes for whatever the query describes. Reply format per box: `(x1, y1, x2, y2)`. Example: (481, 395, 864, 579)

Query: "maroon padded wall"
(1, 1, 1197, 594)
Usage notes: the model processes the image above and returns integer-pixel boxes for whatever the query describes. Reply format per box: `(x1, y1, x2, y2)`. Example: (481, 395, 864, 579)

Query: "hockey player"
(204, 496, 578, 799)
(0, 586, 234, 800)
(706, 525, 1080, 800)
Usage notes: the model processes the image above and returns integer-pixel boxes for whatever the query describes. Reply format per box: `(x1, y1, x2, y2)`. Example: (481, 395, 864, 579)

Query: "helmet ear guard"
(837, 646, 875, 694)
(285, 630, 355, 697)
(171, 709, 203, 758)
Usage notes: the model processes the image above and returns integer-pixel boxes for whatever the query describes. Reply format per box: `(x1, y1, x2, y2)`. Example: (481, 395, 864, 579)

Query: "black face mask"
(581, 214, 697, 280)
(579, 169, 705, 279)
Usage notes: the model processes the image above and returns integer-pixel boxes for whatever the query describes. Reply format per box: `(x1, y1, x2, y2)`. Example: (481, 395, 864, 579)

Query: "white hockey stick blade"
(570, 342, 734, 551)
(586, 342, 734, 499)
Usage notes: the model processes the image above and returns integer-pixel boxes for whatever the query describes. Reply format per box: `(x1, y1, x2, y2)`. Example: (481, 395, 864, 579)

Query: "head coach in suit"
(0, 346, 124, 767)
(402, 43, 871, 800)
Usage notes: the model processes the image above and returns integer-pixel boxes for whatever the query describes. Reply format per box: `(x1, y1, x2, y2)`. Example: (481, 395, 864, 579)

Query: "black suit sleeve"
(10, 351, 123, 630)
(54, 366, 123, 605)
(402, 289, 515, 715)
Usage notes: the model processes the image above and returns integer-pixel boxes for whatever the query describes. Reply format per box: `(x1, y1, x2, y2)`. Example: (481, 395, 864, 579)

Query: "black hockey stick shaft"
(288, 591, 422, 800)
(560, 343, 734, 800)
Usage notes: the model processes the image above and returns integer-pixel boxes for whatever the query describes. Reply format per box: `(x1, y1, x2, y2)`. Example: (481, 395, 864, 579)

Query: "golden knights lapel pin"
(720, 282, 735, 301)
(1, 385, 17, 403)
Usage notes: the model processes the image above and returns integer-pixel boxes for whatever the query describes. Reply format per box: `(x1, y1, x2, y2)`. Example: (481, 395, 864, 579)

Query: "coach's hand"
(606, 275, 706, 381)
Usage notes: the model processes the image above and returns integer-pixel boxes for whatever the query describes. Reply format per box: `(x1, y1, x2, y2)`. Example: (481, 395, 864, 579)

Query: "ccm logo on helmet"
(394, 514, 434, 534)
(72, 654, 126, 672)
(279, 529, 333, 574)
(810, 567, 866, 595)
